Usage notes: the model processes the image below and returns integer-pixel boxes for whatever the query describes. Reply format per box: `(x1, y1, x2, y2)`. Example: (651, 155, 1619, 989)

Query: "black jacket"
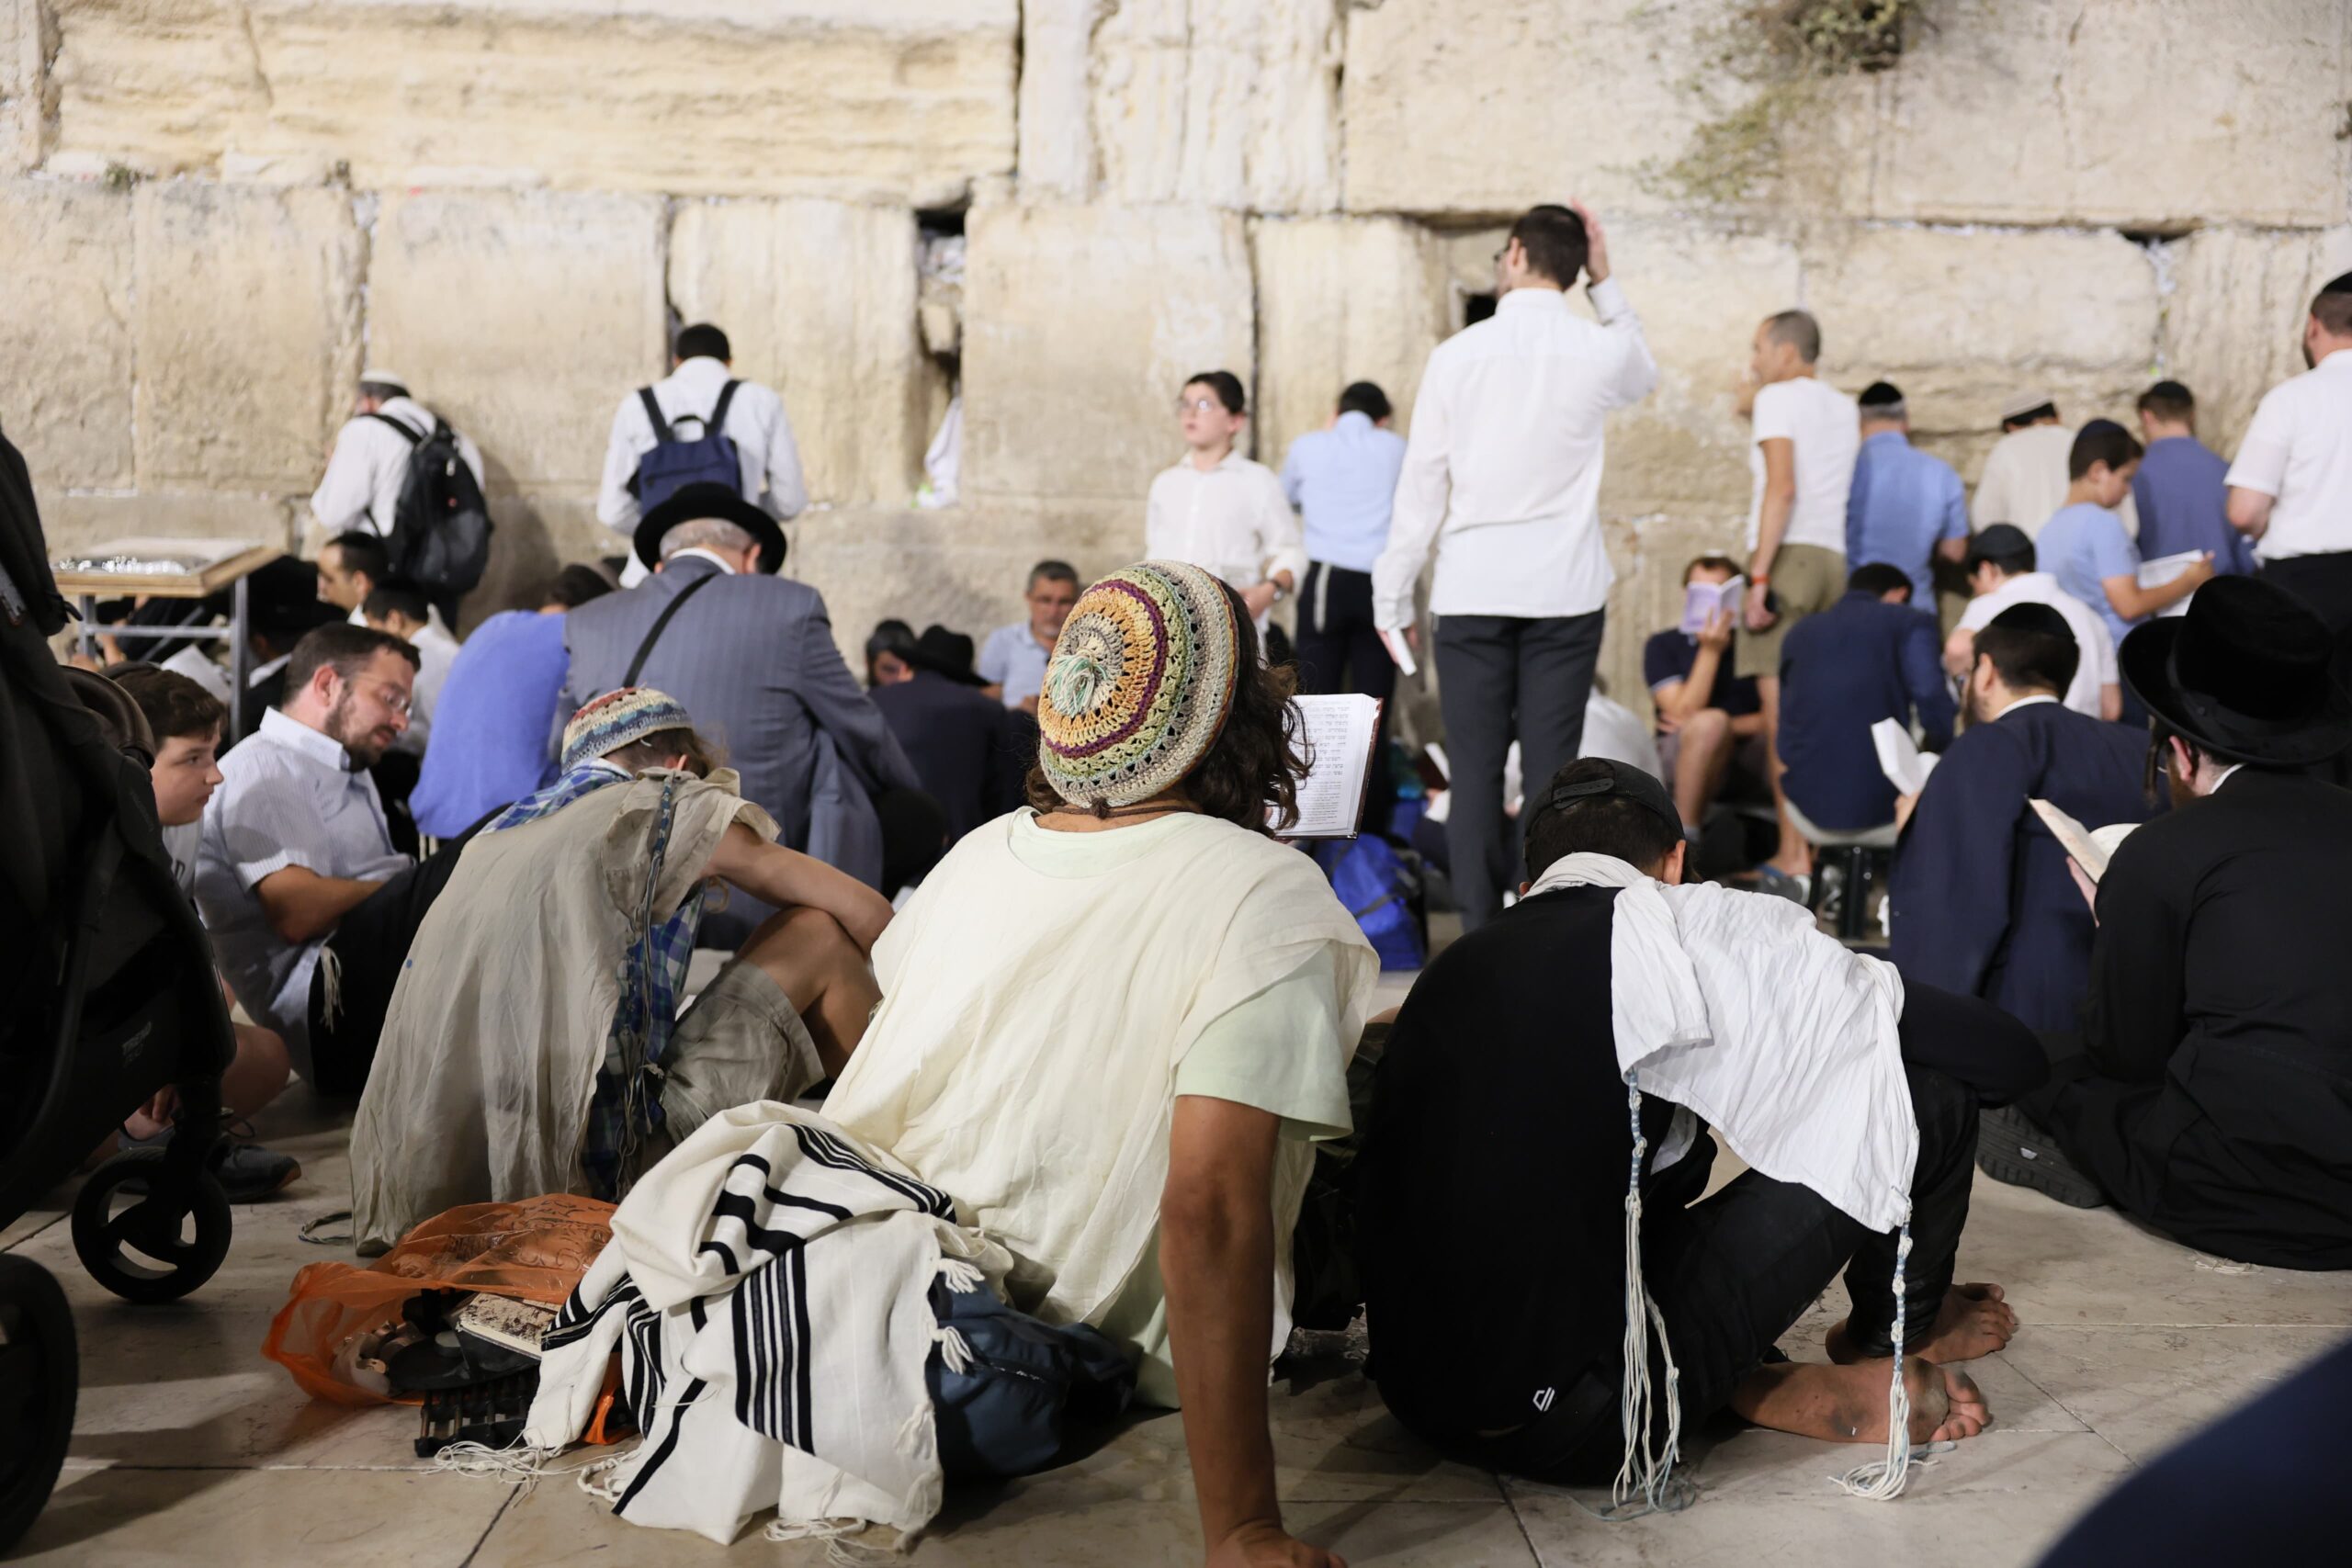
(868, 671, 1030, 843)
(2054, 768, 2352, 1269)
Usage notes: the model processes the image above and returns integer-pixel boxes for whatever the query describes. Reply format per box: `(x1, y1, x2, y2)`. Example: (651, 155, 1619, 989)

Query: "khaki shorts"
(637, 954, 824, 1174)
(1735, 543, 1845, 681)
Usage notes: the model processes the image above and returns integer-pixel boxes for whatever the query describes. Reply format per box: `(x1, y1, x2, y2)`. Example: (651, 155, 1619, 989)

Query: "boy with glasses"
(1145, 370, 1304, 639)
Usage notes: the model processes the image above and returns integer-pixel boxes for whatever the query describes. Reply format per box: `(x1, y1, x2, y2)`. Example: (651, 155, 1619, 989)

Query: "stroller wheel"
(72, 1148, 232, 1304)
(0, 1255, 78, 1552)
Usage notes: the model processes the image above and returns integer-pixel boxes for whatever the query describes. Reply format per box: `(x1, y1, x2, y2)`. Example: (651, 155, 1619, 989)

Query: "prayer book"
(2137, 550, 2206, 618)
(1285, 693, 1385, 839)
(1682, 575, 1744, 636)
(1376, 626, 1419, 678)
(1871, 718, 1938, 796)
(2030, 799, 2140, 883)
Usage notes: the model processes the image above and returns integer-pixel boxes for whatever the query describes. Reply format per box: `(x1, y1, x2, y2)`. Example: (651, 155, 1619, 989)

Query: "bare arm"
(1942, 624, 1976, 680)
(2100, 682, 2122, 723)
(2100, 553, 2211, 622)
(254, 864, 387, 944)
(1654, 611, 1734, 727)
(1163, 1095, 1345, 1568)
(1746, 437, 1796, 630)
(1935, 536, 1969, 563)
(2226, 485, 2273, 540)
(703, 823, 892, 953)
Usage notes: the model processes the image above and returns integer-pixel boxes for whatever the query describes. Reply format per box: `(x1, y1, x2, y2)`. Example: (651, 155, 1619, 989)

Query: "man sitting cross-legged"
(350, 688, 893, 1252)
(1360, 758, 2046, 1486)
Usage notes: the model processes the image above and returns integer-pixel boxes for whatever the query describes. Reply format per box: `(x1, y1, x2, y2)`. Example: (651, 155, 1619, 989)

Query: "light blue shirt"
(1279, 411, 1407, 574)
(2039, 501, 2143, 649)
(978, 621, 1052, 708)
(1845, 429, 1967, 607)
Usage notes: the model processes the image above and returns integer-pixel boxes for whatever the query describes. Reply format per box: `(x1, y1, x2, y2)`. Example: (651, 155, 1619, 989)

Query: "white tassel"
(315, 945, 345, 1028)
(575, 1450, 638, 1503)
(1834, 1215, 1917, 1500)
(1610, 1074, 1690, 1517)
(933, 1255, 985, 1293)
(428, 1440, 560, 1485)
(932, 1325, 974, 1376)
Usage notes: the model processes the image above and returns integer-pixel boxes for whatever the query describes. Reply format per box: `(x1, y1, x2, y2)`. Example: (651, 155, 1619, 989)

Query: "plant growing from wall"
(1644, 0, 1924, 206)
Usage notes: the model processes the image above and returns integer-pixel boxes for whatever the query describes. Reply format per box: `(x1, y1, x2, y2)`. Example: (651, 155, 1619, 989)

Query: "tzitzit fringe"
(1608, 1073, 1694, 1518)
(1833, 1212, 1917, 1500)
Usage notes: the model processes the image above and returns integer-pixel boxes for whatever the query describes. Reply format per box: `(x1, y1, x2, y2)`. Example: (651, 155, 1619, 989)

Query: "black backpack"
(369, 412, 492, 620)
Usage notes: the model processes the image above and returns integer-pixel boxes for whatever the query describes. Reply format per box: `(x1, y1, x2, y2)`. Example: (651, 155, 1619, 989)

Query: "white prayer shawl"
(525, 1103, 1012, 1546)
(1526, 852, 1916, 1232)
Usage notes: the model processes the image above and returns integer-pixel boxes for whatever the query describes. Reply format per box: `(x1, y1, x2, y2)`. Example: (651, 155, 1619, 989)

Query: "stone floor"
(9, 967, 2349, 1566)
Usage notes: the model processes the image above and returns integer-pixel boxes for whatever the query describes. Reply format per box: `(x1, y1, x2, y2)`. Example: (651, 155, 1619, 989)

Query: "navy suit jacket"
(870, 671, 1031, 843)
(1888, 700, 2159, 1032)
(1779, 592, 1956, 831)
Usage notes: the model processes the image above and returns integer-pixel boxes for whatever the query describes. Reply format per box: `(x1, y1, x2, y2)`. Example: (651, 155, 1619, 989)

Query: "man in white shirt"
(1972, 395, 2076, 536)
(195, 624, 418, 1091)
(2227, 283, 2352, 636)
(1944, 524, 2121, 722)
(597, 322, 809, 581)
(1144, 370, 1305, 642)
(977, 559, 1080, 713)
(1736, 310, 1859, 894)
(309, 370, 486, 540)
(360, 580, 461, 756)
(1373, 202, 1657, 928)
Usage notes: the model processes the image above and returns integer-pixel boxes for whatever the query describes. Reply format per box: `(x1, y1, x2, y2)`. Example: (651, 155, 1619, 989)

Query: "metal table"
(55, 543, 285, 739)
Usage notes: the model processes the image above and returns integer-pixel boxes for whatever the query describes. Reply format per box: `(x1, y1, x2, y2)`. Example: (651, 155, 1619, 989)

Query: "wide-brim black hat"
(2119, 574, 2352, 765)
(634, 482, 786, 575)
(905, 624, 987, 686)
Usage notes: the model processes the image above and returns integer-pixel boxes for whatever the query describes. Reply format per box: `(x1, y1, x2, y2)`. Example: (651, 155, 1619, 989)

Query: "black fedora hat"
(634, 482, 787, 575)
(2119, 575, 2352, 765)
(904, 624, 987, 686)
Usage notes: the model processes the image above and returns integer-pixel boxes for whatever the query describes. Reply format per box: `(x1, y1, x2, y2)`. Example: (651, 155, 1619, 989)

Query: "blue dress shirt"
(1280, 411, 1407, 574)
(2132, 435, 2256, 576)
(1845, 429, 1967, 607)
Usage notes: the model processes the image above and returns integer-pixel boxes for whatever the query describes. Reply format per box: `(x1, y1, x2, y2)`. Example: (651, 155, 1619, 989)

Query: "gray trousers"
(1435, 610, 1606, 931)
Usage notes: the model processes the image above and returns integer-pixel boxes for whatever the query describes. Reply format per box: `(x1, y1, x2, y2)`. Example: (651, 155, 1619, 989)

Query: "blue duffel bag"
(927, 1281, 1136, 1480)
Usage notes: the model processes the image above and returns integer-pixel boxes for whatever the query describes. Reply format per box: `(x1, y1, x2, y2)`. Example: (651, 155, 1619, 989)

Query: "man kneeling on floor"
(349, 687, 893, 1252)
(1359, 759, 2047, 1489)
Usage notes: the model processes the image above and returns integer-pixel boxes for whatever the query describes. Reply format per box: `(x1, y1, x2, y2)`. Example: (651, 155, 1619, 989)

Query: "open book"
(1283, 694, 1385, 838)
(2030, 799, 2141, 883)
(2138, 550, 2206, 618)
(1871, 718, 1939, 796)
(1681, 575, 1745, 636)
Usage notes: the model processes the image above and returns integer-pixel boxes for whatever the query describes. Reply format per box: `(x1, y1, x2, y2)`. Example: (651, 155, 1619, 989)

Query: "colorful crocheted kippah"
(1037, 560, 1240, 809)
(561, 687, 696, 772)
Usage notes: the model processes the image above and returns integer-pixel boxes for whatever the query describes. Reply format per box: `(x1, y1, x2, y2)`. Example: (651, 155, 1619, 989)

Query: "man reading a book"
(1888, 604, 2158, 1032)
(1978, 578, 2352, 1270)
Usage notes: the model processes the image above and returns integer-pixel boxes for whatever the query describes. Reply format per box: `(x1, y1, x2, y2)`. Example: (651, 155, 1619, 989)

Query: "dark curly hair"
(1024, 579, 1308, 835)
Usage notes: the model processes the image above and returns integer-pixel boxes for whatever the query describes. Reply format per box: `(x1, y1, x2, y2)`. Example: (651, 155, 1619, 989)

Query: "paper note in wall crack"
(1284, 694, 1384, 838)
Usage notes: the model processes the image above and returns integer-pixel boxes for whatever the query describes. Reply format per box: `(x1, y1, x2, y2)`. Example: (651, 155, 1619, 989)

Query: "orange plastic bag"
(263, 1193, 614, 1407)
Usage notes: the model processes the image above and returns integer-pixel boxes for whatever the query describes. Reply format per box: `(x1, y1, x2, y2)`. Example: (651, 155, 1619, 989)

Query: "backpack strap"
(623, 569, 720, 686)
(366, 411, 425, 446)
(636, 387, 673, 445)
(707, 378, 741, 436)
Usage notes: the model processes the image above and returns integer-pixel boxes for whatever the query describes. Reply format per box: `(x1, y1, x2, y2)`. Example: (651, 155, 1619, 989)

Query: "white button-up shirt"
(195, 708, 413, 1066)
(393, 617, 462, 757)
(1373, 280, 1658, 629)
(2226, 349, 2352, 561)
(310, 397, 486, 537)
(596, 355, 809, 533)
(1955, 570, 2119, 719)
(1144, 450, 1306, 624)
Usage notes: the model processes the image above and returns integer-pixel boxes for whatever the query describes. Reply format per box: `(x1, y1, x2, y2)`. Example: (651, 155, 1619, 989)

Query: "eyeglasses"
(356, 679, 412, 717)
(1175, 397, 1224, 415)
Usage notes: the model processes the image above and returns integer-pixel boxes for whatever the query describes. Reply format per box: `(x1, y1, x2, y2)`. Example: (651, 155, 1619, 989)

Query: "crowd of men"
(47, 200, 2352, 1566)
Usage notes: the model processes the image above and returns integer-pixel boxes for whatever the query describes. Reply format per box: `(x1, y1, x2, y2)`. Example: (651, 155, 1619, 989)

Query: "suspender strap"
(623, 569, 719, 686)
(636, 387, 673, 444)
(707, 378, 741, 434)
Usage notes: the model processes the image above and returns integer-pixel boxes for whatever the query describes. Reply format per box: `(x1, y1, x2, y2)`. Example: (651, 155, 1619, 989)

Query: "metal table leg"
(229, 574, 252, 739)
(76, 595, 96, 661)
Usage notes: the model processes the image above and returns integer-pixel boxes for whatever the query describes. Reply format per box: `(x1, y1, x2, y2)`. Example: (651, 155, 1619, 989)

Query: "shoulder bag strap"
(623, 569, 719, 686)
(366, 411, 425, 446)
(636, 386, 673, 444)
(707, 378, 741, 435)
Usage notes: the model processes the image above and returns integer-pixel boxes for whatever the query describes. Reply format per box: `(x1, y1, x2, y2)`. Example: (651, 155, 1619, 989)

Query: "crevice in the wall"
(233, 1, 277, 111)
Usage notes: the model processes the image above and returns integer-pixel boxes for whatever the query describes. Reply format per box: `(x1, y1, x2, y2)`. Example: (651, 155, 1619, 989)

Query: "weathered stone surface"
(366, 188, 666, 494)
(669, 199, 927, 506)
(961, 202, 1254, 504)
(40, 491, 297, 558)
(1872, 0, 2350, 230)
(1805, 226, 2161, 456)
(1, 178, 133, 490)
(133, 180, 362, 491)
(1089, 0, 1340, 211)
(1250, 215, 1447, 469)
(1016, 0, 1099, 200)
(2163, 226, 2352, 455)
(3, 0, 51, 174)
(1343, 0, 1724, 219)
(47, 0, 1017, 204)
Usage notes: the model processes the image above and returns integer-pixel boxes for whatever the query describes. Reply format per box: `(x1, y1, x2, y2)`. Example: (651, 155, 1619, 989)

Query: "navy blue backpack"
(631, 380, 744, 513)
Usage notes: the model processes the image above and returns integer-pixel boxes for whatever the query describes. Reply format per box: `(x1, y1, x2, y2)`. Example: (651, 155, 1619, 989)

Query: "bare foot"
(1827, 1282, 2017, 1366)
(1727, 1357, 1993, 1445)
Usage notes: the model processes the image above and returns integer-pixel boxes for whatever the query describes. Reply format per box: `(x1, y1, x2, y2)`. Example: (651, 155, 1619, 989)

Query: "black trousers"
(1464, 982, 2041, 1483)
(1433, 611, 1605, 930)
(1292, 561, 1396, 833)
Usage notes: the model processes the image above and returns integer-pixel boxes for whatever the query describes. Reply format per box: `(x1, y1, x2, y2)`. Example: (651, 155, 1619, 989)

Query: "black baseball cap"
(1527, 758, 1682, 840)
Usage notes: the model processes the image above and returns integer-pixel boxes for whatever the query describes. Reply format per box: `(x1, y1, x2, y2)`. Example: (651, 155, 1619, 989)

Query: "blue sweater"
(1779, 592, 1955, 831)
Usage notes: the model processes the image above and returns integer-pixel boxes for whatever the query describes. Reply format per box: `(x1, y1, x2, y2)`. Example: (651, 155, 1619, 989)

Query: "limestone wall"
(6, 0, 2350, 713)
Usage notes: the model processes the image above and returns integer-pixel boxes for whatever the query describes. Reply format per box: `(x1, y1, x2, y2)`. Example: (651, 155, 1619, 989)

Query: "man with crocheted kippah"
(349, 687, 895, 1253)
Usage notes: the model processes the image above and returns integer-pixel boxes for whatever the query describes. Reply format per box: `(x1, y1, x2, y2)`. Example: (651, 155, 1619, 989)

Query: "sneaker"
(1976, 1105, 2108, 1209)
(211, 1140, 302, 1203)
(1747, 863, 1812, 904)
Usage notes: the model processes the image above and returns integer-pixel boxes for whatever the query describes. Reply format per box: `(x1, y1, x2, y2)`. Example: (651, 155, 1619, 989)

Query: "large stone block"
(1087, 0, 1340, 211)
(132, 180, 362, 491)
(367, 188, 666, 494)
(3, 0, 51, 173)
(669, 199, 927, 507)
(962, 202, 1254, 505)
(1805, 226, 2161, 447)
(1250, 216, 1447, 469)
(46, 0, 1017, 203)
(2163, 227, 2352, 456)
(1871, 0, 2349, 230)
(0, 179, 134, 491)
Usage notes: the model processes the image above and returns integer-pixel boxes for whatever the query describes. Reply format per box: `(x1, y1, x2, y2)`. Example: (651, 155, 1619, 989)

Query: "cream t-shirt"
(1747, 377, 1860, 555)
